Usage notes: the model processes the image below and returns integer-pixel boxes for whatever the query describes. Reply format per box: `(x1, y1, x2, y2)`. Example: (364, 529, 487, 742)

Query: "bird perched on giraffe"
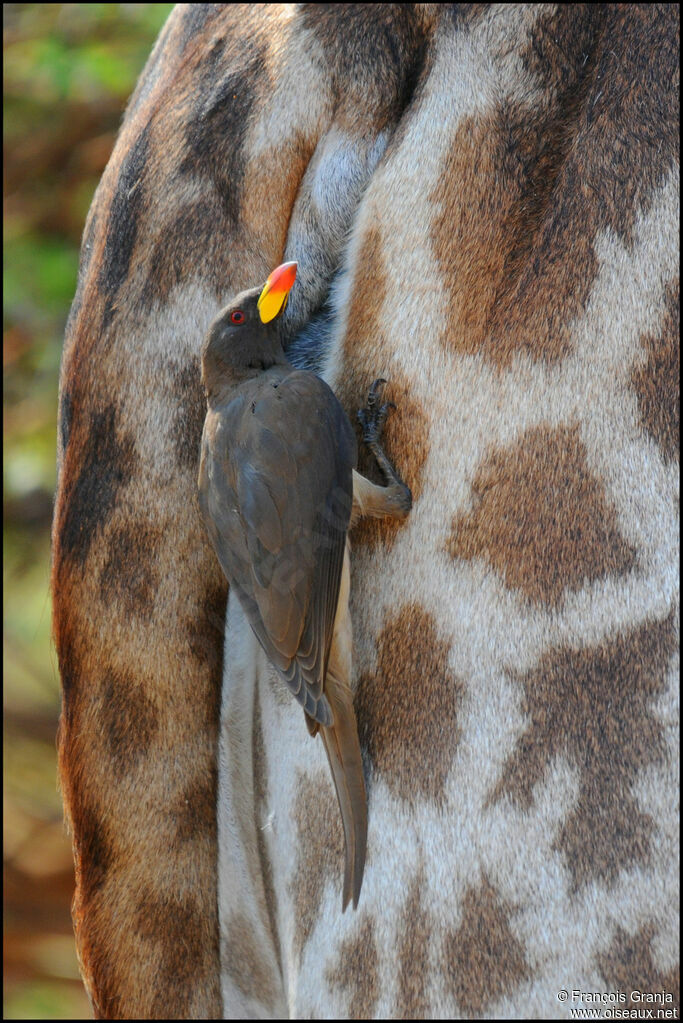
(198, 260, 412, 909)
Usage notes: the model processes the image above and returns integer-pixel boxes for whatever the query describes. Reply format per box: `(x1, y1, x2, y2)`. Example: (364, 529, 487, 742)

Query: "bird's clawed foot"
(357, 378, 412, 517)
(357, 378, 396, 448)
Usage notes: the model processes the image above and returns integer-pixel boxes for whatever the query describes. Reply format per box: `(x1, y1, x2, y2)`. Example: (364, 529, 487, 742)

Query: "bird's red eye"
(230, 310, 245, 324)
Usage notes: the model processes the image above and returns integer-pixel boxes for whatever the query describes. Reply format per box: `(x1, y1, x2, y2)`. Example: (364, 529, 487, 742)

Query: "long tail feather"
(320, 672, 367, 910)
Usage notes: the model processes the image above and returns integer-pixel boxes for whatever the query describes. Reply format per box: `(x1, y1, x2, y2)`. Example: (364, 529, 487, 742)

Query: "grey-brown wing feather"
(199, 369, 356, 725)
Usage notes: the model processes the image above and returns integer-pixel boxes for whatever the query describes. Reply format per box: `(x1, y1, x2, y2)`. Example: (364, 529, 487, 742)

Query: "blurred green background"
(3, 5, 173, 1017)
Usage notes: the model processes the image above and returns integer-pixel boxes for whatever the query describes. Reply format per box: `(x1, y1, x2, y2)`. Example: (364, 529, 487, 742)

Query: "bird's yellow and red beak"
(257, 261, 297, 324)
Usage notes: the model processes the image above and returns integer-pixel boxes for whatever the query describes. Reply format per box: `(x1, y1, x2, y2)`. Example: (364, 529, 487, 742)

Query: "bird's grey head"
(201, 261, 297, 400)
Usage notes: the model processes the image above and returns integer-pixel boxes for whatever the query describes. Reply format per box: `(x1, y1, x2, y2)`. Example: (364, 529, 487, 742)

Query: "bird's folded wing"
(206, 371, 356, 726)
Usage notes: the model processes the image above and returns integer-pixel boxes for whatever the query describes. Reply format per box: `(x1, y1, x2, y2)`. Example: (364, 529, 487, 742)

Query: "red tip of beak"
(267, 261, 297, 293)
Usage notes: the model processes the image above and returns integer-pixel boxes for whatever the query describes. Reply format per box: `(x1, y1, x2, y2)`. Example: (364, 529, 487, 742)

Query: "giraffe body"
(52, 5, 679, 1018)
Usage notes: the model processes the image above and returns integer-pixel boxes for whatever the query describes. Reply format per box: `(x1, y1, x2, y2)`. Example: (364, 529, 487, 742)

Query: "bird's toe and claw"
(357, 378, 396, 447)
(357, 378, 412, 517)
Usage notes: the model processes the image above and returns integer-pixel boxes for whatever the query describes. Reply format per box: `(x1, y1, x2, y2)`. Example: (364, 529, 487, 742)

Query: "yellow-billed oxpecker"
(198, 261, 412, 909)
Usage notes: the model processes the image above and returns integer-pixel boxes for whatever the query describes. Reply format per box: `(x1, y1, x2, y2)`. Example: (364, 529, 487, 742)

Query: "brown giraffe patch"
(70, 789, 113, 909)
(98, 520, 162, 618)
(431, 5, 678, 367)
(396, 873, 431, 1019)
(522, 4, 606, 98)
(170, 769, 217, 845)
(180, 26, 269, 227)
(631, 279, 680, 464)
(355, 604, 464, 805)
(430, 3, 605, 368)
(136, 894, 214, 1019)
(597, 925, 680, 1016)
(99, 121, 152, 329)
(185, 576, 228, 681)
(56, 403, 139, 569)
(141, 197, 231, 308)
(338, 228, 429, 550)
(300, 4, 427, 132)
(443, 877, 529, 1016)
(291, 773, 344, 954)
(447, 424, 637, 607)
(53, 595, 82, 712)
(100, 668, 160, 779)
(222, 911, 280, 1011)
(430, 101, 591, 366)
(325, 916, 380, 1019)
(491, 612, 676, 888)
(171, 358, 207, 471)
(573, 5, 679, 239)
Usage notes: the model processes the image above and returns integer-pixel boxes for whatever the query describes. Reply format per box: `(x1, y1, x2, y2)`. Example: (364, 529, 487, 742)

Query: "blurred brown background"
(3, 5, 173, 1017)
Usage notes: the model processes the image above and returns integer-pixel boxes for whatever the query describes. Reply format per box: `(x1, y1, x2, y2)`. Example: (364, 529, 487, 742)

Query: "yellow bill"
(257, 260, 298, 323)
